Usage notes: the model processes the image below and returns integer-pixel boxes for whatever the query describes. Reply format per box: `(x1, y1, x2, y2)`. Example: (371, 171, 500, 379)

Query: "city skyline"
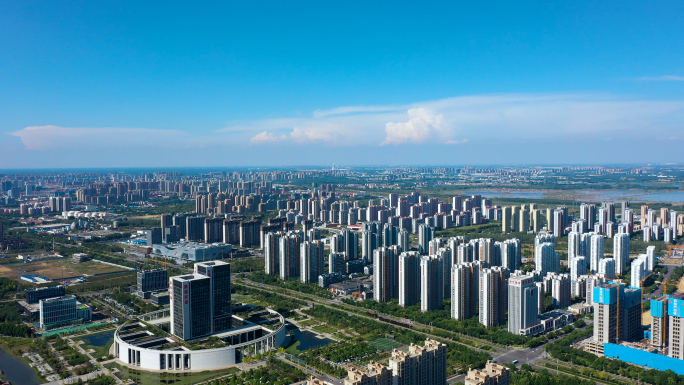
(2, 2, 684, 168)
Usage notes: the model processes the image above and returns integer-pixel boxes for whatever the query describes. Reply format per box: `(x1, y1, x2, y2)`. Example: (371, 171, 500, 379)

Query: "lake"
(82, 331, 114, 347)
(467, 190, 545, 199)
(467, 189, 684, 203)
(0, 349, 40, 385)
(288, 326, 331, 350)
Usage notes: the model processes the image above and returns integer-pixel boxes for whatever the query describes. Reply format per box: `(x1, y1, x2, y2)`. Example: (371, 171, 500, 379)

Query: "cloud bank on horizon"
(6, 92, 684, 167)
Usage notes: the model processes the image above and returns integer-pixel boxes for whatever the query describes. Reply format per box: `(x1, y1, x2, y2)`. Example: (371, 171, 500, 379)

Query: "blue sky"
(1, 1, 683, 168)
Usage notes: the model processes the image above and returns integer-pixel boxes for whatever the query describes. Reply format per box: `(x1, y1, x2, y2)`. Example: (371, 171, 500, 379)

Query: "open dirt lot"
(0, 258, 128, 280)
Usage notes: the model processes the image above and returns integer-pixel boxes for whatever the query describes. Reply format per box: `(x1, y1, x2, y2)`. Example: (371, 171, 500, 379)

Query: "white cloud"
(249, 131, 284, 144)
(381, 108, 455, 145)
(11, 93, 684, 156)
(445, 139, 469, 145)
(240, 93, 684, 148)
(312, 105, 401, 118)
(10, 125, 190, 151)
(248, 126, 339, 145)
(289, 127, 335, 143)
(636, 75, 684, 81)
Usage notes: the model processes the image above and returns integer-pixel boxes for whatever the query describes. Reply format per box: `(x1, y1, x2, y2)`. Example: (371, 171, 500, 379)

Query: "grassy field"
(106, 363, 239, 385)
(284, 339, 302, 355)
(312, 324, 338, 334)
(369, 338, 404, 352)
(233, 294, 268, 307)
(0, 258, 129, 280)
(297, 319, 320, 327)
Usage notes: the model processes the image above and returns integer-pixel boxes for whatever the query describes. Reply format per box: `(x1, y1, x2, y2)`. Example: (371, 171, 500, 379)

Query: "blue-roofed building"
(592, 282, 642, 346)
(651, 296, 668, 349)
(590, 293, 684, 368)
(668, 294, 684, 360)
(603, 343, 684, 375)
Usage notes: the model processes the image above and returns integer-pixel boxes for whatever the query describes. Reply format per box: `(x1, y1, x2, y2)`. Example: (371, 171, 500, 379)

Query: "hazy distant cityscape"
(2, 2, 683, 384)
(0, 165, 682, 384)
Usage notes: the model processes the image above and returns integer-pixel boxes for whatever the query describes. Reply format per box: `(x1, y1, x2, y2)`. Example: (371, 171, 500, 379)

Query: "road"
(648, 263, 677, 299)
(276, 355, 344, 385)
(445, 347, 546, 383)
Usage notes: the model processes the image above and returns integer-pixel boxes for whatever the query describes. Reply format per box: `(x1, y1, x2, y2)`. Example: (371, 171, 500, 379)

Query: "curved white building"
(114, 309, 287, 371)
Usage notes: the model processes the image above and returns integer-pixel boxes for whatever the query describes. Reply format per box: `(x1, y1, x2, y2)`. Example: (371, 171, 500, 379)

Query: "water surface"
(0, 349, 40, 385)
(82, 331, 114, 347)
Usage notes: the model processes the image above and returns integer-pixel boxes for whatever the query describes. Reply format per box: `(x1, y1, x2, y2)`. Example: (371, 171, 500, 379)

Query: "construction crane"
(640, 272, 654, 314)
(662, 277, 678, 296)
(147, 258, 172, 269)
(616, 278, 622, 342)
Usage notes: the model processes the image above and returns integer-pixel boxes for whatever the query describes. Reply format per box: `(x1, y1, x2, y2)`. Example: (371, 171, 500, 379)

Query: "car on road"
(511, 360, 519, 364)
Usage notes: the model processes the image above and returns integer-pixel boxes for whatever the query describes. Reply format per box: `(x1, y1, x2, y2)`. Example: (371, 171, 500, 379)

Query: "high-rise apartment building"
(418, 224, 435, 254)
(329, 252, 346, 274)
(420, 255, 443, 312)
(239, 218, 261, 247)
(186, 216, 204, 242)
(344, 362, 391, 385)
(501, 206, 512, 234)
(598, 258, 616, 279)
(569, 256, 587, 282)
(398, 230, 410, 252)
(300, 240, 325, 284)
(668, 295, 684, 359)
(479, 266, 509, 327)
(548, 273, 571, 308)
(568, 231, 580, 259)
(589, 233, 604, 274)
(534, 242, 559, 276)
(580, 203, 596, 230)
(279, 232, 301, 280)
(383, 224, 399, 248)
(333, 228, 359, 261)
(222, 218, 242, 245)
(553, 209, 565, 237)
(496, 238, 519, 271)
(464, 361, 510, 385)
(646, 246, 656, 270)
(361, 230, 380, 263)
(387, 339, 447, 385)
(451, 262, 480, 320)
(631, 254, 649, 289)
(374, 246, 399, 303)
(398, 251, 421, 307)
(613, 233, 630, 276)
(592, 282, 641, 344)
(264, 232, 280, 275)
(531, 209, 540, 234)
(519, 207, 530, 233)
(650, 296, 668, 349)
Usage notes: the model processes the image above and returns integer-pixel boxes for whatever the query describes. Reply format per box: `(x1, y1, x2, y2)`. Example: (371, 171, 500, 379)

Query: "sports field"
(0, 258, 128, 280)
(369, 338, 404, 352)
